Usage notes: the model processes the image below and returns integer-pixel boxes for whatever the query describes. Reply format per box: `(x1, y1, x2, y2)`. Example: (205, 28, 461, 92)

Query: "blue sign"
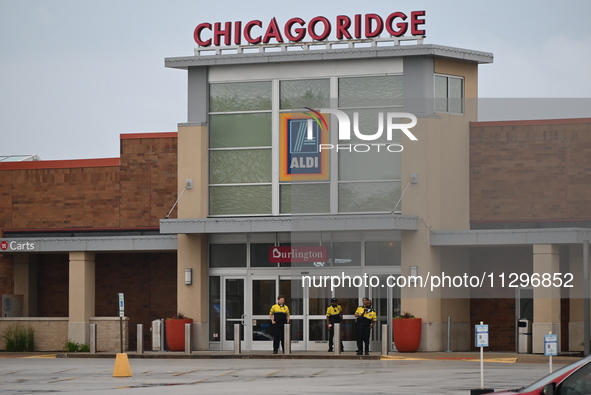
(544, 334, 558, 356)
(475, 324, 489, 347)
(287, 118, 321, 175)
(118, 293, 124, 318)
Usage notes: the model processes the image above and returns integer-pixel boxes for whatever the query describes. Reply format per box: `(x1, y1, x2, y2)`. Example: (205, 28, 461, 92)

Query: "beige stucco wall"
(176, 124, 209, 350)
(400, 58, 477, 350)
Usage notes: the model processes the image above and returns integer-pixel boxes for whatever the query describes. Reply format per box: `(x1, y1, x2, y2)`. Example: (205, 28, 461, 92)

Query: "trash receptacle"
(517, 319, 532, 353)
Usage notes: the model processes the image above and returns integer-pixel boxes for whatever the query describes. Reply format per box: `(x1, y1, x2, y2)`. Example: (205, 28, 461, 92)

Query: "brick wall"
(0, 254, 14, 296)
(470, 298, 515, 351)
(95, 252, 177, 349)
(119, 137, 178, 228)
(37, 254, 69, 317)
(471, 120, 591, 223)
(0, 134, 177, 232)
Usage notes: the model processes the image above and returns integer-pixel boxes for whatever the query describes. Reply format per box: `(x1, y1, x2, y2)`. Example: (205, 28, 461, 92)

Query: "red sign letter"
(284, 17, 306, 42)
(244, 19, 263, 44)
(385, 12, 408, 37)
(364, 14, 383, 38)
(335, 15, 352, 39)
(213, 21, 232, 46)
(194, 22, 212, 46)
(410, 10, 426, 36)
(262, 17, 284, 44)
(308, 16, 331, 41)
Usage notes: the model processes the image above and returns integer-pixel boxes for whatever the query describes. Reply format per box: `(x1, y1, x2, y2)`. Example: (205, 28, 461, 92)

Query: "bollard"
(284, 323, 291, 354)
(185, 323, 191, 354)
(160, 319, 165, 352)
(234, 324, 241, 354)
(334, 323, 341, 355)
(382, 324, 388, 355)
(446, 316, 452, 352)
(137, 324, 143, 354)
(90, 323, 97, 354)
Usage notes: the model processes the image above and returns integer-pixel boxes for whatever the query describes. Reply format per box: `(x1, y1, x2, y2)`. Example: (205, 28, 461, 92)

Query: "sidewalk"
(41, 350, 582, 364)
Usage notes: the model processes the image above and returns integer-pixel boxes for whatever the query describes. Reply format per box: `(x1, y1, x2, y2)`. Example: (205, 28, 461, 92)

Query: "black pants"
(272, 323, 285, 352)
(328, 324, 344, 351)
(356, 325, 371, 353)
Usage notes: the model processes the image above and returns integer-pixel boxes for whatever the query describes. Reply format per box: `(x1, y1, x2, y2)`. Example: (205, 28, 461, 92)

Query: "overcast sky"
(1, 0, 590, 160)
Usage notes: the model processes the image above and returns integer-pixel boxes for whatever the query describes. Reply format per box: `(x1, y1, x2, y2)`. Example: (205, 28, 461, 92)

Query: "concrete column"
(177, 234, 208, 350)
(532, 245, 560, 353)
(68, 252, 95, 345)
(176, 123, 209, 351)
(568, 245, 584, 351)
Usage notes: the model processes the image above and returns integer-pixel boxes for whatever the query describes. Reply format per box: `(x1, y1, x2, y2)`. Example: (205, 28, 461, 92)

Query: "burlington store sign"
(194, 11, 426, 46)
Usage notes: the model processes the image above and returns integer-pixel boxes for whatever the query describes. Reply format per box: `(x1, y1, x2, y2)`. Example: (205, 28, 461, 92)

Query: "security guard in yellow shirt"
(354, 297, 369, 353)
(355, 298, 376, 355)
(269, 295, 290, 354)
(326, 298, 344, 352)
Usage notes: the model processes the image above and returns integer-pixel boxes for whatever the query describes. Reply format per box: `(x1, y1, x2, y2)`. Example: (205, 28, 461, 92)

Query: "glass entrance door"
(221, 277, 245, 350)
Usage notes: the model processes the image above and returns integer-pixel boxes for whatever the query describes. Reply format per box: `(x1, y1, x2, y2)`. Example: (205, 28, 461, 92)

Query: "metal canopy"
(430, 228, 591, 246)
(0, 235, 177, 253)
(160, 214, 418, 234)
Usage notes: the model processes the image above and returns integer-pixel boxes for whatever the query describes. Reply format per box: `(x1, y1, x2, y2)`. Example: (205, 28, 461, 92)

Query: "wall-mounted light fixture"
(185, 268, 193, 285)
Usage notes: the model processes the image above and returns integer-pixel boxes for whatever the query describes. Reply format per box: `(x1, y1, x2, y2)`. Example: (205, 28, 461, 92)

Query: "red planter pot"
(165, 318, 193, 351)
(393, 318, 422, 352)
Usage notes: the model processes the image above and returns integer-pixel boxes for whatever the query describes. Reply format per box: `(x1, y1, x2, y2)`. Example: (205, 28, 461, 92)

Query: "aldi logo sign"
(280, 113, 329, 181)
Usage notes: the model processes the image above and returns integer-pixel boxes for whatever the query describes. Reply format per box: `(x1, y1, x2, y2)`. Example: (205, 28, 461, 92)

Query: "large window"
(434, 74, 463, 114)
(209, 81, 272, 215)
(208, 75, 404, 216)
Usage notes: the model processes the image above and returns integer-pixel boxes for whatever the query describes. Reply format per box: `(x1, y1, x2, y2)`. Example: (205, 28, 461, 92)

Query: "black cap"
(331, 298, 337, 302)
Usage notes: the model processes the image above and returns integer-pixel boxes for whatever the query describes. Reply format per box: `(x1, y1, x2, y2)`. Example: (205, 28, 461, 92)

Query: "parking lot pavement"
(0, 354, 574, 394)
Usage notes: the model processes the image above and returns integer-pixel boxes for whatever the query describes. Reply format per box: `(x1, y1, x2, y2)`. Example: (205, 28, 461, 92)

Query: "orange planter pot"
(393, 318, 422, 352)
(165, 318, 193, 351)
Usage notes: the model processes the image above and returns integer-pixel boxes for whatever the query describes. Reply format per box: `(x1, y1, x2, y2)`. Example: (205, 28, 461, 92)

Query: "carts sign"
(0, 240, 36, 251)
(195, 11, 426, 47)
(269, 246, 327, 263)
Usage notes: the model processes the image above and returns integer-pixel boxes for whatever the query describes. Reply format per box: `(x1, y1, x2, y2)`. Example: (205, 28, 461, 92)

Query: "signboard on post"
(118, 293, 125, 318)
(475, 324, 489, 348)
(544, 334, 558, 356)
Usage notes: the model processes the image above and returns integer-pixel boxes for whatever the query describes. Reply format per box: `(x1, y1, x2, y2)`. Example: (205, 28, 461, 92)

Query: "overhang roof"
(165, 43, 493, 69)
(160, 215, 418, 234)
(0, 235, 177, 253)
(430, 228, 591, 246)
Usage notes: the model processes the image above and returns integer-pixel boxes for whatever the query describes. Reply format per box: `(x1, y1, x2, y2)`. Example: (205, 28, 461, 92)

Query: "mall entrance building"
(2, 18, 591, 353)
(160, 34, 494, 352)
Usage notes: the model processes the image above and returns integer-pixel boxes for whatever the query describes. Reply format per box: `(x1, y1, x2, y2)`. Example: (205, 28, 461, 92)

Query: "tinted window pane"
(280, 183, 330, 214)
(365, 241, 401, 266)
(210, 149, 272, 184)
(280, 79, 330, 109)
(251, 243, 277, 267)
(209, 185, 272, 215)
(339, 76, 403, 108)
(210, 113, 272, 148)
(210, 81, 272, 112)
(338, 182, 400, 212)
(209, 244, 246, 267)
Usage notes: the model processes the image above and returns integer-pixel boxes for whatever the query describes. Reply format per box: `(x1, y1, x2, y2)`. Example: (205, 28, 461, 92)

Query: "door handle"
(241, 314, 246, 325)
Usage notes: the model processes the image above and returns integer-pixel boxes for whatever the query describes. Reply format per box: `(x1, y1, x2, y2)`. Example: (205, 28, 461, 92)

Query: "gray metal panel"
(430, 228, 591, 246)
(0, 236, 177, 253)
(160, 215, 418, 234)
(165, 44, 493, 69)
(403, 56, 434, 115)
(187, 67, 208, 124)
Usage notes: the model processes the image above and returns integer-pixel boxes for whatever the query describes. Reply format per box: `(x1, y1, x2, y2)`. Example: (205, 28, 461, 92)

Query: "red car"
(493, 354, 591, 394)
